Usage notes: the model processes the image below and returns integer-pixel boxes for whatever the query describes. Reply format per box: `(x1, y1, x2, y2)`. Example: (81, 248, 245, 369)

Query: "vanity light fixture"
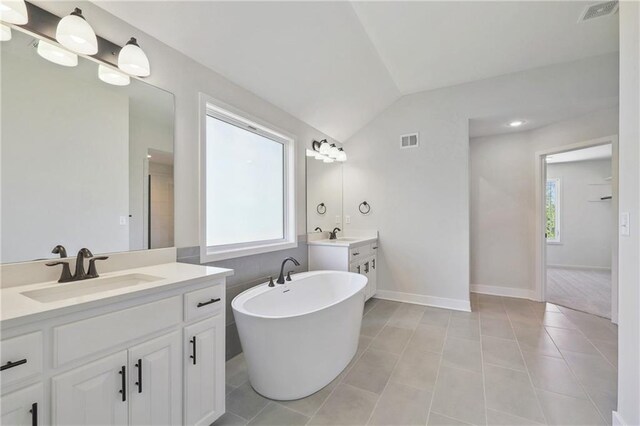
(56, 8, 98, 55)
(37, 40, 78, 67)
(311, 139, 347, 163)
(508, 120, 525, 127)
(118, 37, 150, 77)
(318, 139, 331, 155)
(98, 64, 130, 86)
(0, 23, 11, 41)
(0, 0, 28, 25)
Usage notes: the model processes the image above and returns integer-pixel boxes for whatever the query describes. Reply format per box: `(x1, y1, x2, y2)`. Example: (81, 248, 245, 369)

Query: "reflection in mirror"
(306, 156, 343, 233)
(1, 29, 175, 263)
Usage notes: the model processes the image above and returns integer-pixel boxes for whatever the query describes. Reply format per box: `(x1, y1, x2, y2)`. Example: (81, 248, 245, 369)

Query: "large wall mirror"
(306, 156, 343, 233)
(1, 29, 175, 263)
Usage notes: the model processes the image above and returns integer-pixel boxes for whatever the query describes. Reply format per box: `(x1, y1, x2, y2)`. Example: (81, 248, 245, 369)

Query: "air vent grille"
(578, 1, 618, 22)
(400, 133, 419, 149)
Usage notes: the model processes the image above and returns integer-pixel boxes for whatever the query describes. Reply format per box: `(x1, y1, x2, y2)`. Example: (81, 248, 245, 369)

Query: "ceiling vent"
(400, 133, 419, 149)
(578, 1, 618, 22)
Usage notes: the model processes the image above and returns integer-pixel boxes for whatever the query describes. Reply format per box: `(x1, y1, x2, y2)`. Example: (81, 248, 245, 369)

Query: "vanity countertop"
(0, 262, 233, 327)
(307, 236, 377, 247)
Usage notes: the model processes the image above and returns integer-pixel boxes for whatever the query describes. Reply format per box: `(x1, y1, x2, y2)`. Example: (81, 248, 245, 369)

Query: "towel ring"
(359, 201, 371, 214)
(316, 203, 327, 215)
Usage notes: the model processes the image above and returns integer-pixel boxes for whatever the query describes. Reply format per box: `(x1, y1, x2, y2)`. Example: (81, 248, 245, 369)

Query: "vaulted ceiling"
(93, 1, 619, 141)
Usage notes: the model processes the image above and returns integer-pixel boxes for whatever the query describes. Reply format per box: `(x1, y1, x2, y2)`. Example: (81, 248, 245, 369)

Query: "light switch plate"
(345, 215, 351, 224)
(620, 212, 630, 236)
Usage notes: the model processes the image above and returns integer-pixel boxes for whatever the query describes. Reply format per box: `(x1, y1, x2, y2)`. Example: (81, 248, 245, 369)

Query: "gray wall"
(547, 159, 613, 269)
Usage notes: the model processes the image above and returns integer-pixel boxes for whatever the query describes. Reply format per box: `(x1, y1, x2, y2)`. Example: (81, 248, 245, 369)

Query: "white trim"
(198, 93, 297, 263)
(534, 135, 619, 324)
(612, 411, 627, 426)
(375, 290, 471, 312)
(471, 284, 536, 300)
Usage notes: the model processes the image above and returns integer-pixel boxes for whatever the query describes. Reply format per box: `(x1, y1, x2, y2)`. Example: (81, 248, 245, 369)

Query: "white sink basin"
(21, 274, 163, 303)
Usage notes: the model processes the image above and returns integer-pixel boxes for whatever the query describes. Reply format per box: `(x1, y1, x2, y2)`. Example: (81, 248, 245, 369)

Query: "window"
(200, 95, 296, 262)
(546, 178, 561, 243)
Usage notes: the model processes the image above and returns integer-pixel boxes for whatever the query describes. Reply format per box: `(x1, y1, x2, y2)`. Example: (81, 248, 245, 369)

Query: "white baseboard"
(612, 411, 627, 426)
(547, 264, 611, 271)
(471, 284, 536, 300)
(375, 290, 471, 312)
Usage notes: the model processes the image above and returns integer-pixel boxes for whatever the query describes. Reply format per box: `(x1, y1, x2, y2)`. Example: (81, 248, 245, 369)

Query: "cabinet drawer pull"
(135, 359, 142, 393)
(197, 298, 221, 308)
(30, 402, 37, 426)
(190, 337, 197, 365)
(372, 259, 376, 269)
(352, 252, 360, 256)
(364, 262, 370, 273)
(0, 359, 27, 371)
(118, 366, 126, 402)
(357, 265, 361, 274)
(372, 246, 378, 249)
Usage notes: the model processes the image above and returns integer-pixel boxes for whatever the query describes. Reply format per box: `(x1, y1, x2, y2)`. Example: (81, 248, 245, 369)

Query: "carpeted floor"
(546, 267, 611, 319)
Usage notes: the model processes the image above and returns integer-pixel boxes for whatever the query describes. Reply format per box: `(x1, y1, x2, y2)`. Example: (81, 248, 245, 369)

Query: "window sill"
(546, 241, 563, 245)
(200, 240, 298, 263)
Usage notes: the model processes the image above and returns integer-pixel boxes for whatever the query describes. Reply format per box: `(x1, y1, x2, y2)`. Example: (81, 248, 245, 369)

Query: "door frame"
(534, 135, 619, 323)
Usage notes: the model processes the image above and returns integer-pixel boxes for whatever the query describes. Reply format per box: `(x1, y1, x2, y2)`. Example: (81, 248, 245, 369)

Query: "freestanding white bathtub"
(232, 270, 367, 400)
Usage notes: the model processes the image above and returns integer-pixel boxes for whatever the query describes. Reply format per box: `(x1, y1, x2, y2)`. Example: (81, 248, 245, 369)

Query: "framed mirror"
(1, 28, 175, 263)
(306, 155, 343, 234)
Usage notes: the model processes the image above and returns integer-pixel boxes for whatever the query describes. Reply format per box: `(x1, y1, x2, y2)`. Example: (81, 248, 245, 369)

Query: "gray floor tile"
(478, 294, 504, 304)
(431, 366, 486, 425)
(308, 383, 378, 425)
(227, 382, 270, 420)
(541, 311, 577, 329)
(485, 409, 541, 425)
(421, 307, 452, 328)
(213, 411, 249, 426)
(478, 303, 509, 321)
(278, 377, 338, 418)
(586, 387, 617, 426)
(388, 303, 426, 330)
(545, 327, 598, 354)
(589, 338, 618, 367)
(561, 350, 617, 395)
(537, 389, 605, 425)
(227, 353, 249, 387)
(521, 351, 586, 399)
(482, 336, 526, 371)
(506, 308, 542, 326)
(248, 403, 309, 426)
(449, 316, 481, 341)
(480, 317, 516, 340)
(442, 337, 482, 372)
(484, 364, 545, 423)
(369, 381, 432, 425)
(363, 298, 380, 315)
(428, 412, 472, 425)
(405, 323, 447, 354)
(390, 347, 441, 391)
(344, 348, 399, 394)
(513, 327, 562, 358)
(370, 326, 413, 354)
(361, 308, 393, 338)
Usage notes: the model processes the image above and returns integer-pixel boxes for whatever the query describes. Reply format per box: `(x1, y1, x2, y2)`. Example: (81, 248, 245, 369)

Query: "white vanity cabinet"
(309, 239, 378, 300)
(0, 264, 231, 426)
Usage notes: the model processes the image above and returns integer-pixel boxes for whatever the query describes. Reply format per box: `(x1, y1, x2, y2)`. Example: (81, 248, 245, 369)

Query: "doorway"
(535, 137, 618, 321)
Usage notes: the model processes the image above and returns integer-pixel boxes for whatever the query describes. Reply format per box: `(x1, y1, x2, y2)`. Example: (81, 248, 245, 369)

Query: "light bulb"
(336, 149, 347, 162)
(318, 140, 330, 155)
(1, 23, 11, 41)
(56, 8, 98, 55)
(0, 0, 28, 25)
(328, 144, 340, 159)
(37, 40, 78, 67)
(118, 37, 150, 77)
(508, 120, 525, 127)
(98, 64, 130, 86)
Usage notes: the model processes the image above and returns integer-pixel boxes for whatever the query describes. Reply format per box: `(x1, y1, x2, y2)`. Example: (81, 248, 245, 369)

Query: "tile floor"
(216, 294, 618, 426)
(546, 267, 612, 319)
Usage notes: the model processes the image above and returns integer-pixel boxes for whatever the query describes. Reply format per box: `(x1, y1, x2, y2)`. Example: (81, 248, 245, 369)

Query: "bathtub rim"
(231, 270, 367, 320)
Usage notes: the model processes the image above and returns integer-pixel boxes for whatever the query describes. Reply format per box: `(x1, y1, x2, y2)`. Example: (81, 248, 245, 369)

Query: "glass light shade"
(328, 144, 340, 159)
(98, 64, 130, 86)
(0, 24, 11, 41)
(318, 140, 331, 155)
(336, 149, 347, 162)
(322, 157, 334, 163)
(37, 40, 77, 67)
(56, 8, 98, 55)
(0, 0, 28, 25)
(118, 37, 150, 77)
(306, 149, 316, 157)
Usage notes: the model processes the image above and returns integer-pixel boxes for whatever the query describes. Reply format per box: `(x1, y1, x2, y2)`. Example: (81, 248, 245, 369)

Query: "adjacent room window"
(546, 178, 561, 243)
(200, 95, 296, 262)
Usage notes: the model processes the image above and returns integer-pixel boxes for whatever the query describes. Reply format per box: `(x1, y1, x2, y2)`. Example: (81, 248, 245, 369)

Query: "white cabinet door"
(184, 315, 224, 426)
(129, 331, 182, 425)
(1, 383, 43, 426)
(52, 351, 128, 426)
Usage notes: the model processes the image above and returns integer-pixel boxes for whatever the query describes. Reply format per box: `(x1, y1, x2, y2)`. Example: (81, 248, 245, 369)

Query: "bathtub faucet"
(277, 257, 300, 284)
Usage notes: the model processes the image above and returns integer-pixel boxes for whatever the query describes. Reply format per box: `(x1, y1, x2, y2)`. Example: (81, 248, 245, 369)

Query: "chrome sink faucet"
(46, 245, 109, 283)
(329, 227, 341, 240)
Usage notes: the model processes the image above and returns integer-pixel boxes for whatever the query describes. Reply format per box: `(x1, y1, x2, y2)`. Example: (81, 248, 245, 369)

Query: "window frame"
(199, 94, 297, 262)
(545, 177, 561, 244)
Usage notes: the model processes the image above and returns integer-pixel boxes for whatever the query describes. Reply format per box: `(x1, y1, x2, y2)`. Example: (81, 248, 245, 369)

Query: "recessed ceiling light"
(508, 120, 525, 127)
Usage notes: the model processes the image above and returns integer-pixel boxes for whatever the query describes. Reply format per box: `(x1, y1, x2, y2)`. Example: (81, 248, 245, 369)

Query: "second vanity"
(308, 234, 378, 300)
(0, 260, 232, 426)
